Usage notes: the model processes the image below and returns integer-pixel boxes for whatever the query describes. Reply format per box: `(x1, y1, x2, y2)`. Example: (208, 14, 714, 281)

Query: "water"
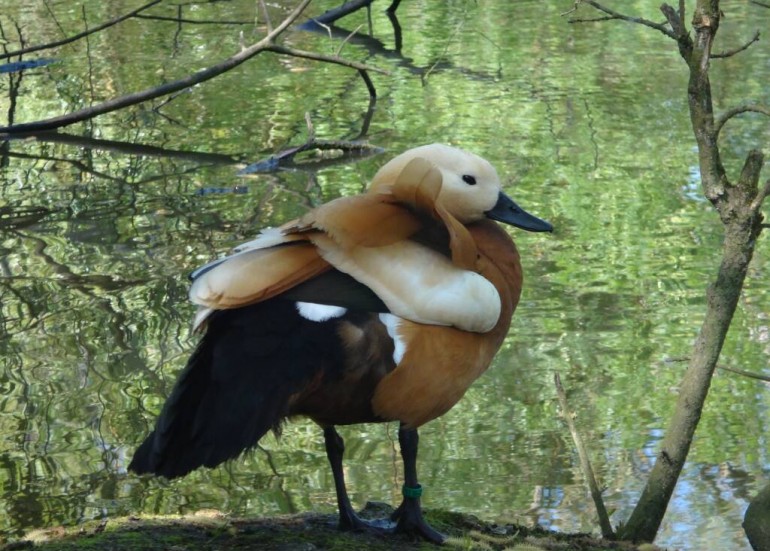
(1, 1, 770, 549)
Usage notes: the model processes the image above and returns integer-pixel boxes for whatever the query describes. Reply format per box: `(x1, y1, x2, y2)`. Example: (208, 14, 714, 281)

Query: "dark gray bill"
(485, 192, 553, 232)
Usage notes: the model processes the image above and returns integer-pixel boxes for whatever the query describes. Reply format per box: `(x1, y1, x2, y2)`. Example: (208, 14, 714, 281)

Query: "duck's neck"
(468, 220, 524, 333)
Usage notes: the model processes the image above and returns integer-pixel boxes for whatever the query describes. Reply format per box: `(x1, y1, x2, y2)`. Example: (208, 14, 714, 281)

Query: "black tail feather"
(129, 300, 336, 479)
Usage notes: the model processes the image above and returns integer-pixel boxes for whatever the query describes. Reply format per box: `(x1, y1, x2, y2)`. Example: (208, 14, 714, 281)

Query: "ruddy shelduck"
(129, 144, 552, 543)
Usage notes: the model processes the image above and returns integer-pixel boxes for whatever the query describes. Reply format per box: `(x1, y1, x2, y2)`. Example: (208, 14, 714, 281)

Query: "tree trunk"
(618, 0, 767, 541)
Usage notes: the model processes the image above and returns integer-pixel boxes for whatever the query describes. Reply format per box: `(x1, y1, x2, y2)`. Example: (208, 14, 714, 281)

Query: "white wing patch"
(296, 302, 347, 322)
(378, 313, 406, 365)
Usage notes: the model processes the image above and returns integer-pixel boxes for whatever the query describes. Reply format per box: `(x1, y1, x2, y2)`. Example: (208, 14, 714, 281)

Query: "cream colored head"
(369, 144, 503, 223)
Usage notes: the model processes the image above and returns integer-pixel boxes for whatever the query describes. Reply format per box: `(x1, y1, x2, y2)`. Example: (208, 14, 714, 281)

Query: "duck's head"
(370, 144, 552, 232)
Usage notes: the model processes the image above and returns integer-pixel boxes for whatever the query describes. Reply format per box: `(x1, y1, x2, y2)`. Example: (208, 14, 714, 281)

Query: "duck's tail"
(128, 301, 316, 479)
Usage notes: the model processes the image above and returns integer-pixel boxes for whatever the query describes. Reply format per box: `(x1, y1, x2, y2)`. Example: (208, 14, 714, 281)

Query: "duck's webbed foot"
(391, 489, 446, 544)
(338, 510, 393, 533)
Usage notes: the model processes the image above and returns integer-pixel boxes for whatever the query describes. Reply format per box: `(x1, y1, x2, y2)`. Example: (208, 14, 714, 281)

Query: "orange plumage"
(130, 144, 551, 543)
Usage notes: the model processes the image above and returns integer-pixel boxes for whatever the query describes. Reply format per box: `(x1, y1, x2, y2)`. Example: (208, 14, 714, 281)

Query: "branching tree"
(566, 0, 769, 544)
(0, 0, 386, 135)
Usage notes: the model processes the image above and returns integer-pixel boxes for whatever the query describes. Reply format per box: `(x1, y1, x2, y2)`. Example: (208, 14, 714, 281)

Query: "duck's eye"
(462, 175, 477, 185)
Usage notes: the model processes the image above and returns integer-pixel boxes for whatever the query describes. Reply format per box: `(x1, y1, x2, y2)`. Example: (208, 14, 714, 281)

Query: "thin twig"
(554, 372, 614, 539)
(1, 19, 25, 129)
(423, 20, 464, 83)
(560, 1, 580, 17)
(336, 24, 363, 57)
(715, 103, 770, 137)
(260, 0, 273, 34)
(312, 19, 334, 41)
(43, 0, 68, 39)
(664, 356, 770, 383)
(265, 43, 388, 76)
(0, 0, 162, 60)
(151, 88, 193, 113)
(568, 0, 677, 39)
(82, 5, 95, 110)
(304, 112, 315, 142)
(750, 0, 770, 8)
(711, 30, 760, 58)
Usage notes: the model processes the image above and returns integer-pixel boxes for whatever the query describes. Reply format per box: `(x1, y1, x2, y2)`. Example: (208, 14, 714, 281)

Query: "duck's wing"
(188, 240, 390, 330)
(186, 195, 422, 330)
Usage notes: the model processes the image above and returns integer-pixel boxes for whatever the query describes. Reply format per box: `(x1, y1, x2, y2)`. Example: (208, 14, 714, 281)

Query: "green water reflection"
(1, 1, 769, 549)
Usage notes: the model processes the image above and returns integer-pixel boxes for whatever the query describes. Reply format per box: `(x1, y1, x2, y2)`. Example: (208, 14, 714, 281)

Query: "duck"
(128, 143, 552, 543)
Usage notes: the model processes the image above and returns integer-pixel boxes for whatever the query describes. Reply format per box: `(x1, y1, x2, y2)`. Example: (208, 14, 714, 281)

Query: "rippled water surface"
(1, 1, 770, 549)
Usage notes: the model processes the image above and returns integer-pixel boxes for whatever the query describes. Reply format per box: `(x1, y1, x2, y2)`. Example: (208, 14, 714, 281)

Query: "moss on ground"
(0, 504, 663, 551)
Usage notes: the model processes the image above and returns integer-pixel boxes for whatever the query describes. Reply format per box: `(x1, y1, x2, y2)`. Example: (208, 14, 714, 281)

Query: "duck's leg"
(323, 426, 371, 531)
(391, 424, 446, 544)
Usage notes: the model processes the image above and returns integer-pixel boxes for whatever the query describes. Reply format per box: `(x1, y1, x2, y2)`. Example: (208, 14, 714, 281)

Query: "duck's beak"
(485, 192, 553, 233)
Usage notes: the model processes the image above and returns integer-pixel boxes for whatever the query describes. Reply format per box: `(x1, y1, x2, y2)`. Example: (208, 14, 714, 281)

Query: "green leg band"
(402, 484, 423, 499)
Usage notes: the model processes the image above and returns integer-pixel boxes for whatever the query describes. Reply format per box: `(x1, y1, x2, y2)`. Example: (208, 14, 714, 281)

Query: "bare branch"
(711, 30, 760, 58)
(718, 364, 770, 382)
(264, 44, 387, 75)
(568, 14, 622, 23)
(239, 138, 381, 174)
(134, 14, 255, 25)
(715, 103, 770, 137)
(386, 0, 402, 14)
(664, 356, 770, 383)
(0, 0, 162, 60)
(0, 0, 386, 134)
(24, 132, 240, 164)
(265, 43, 388, 85)
(750, 0, 770, 8)
(737, 150, 765, 202)
(568, 0, 678, 39)
(300, 0, 375, 27)
(660, 3, 687, 39)
(358, 69, 376, 98)
(554, 373, 614, 540)
(750, 179, 770, 213)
